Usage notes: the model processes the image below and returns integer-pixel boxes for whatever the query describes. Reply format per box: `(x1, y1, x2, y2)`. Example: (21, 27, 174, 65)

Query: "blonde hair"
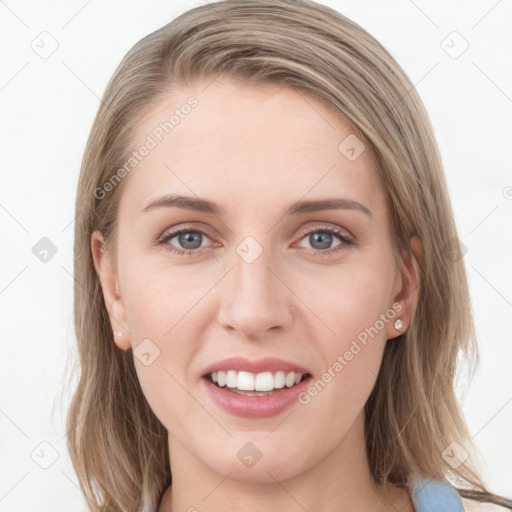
(65, 0, 512, 510)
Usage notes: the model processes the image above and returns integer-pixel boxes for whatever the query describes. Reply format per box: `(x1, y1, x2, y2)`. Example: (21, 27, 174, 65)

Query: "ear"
(386, 235, 423, 340)
(91, 230, 131, 351)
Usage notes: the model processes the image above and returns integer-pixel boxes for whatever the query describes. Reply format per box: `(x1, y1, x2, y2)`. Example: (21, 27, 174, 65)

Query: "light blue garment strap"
(410, 477, 465, 512)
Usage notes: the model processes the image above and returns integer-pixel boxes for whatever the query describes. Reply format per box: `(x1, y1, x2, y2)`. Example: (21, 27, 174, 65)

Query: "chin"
(216, 461, 303, 484)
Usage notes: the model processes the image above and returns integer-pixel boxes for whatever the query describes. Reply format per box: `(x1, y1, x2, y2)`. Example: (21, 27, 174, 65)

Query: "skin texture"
(91, 77, 421, 512)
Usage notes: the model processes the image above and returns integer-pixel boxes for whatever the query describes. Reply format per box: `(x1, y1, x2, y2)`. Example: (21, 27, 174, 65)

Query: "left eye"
(297, 227, 351, 252)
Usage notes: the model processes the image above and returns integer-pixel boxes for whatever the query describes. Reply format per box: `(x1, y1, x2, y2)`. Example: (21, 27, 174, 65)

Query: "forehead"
(120, 77, 385, 219)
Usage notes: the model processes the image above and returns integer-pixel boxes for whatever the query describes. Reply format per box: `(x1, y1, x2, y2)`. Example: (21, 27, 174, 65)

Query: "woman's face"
(93, 77, 416, 483)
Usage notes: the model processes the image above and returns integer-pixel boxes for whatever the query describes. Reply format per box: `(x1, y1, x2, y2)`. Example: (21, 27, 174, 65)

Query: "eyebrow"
(141, 194, 372, 218)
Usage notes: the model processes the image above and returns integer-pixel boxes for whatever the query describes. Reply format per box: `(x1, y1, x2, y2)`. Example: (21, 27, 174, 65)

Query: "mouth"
(203, 370, 313, 397)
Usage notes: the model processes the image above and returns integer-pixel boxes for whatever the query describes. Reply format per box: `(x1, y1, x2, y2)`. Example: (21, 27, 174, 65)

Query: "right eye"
(158, 228, 216, 255)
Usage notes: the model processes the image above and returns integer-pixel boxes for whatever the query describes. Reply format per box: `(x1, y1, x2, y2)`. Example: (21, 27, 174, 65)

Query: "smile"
(208, 370, 308, 394)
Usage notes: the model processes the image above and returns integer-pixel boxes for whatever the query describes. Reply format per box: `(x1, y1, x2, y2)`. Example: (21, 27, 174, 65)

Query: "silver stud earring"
(394, 318, 404, 331)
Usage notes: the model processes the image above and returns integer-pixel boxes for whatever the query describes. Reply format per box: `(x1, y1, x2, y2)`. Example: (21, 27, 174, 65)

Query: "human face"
(93, 77, 410, 484)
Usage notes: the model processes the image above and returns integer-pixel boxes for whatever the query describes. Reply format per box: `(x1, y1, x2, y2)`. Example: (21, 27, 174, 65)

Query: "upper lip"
(201, 356, 312, 377)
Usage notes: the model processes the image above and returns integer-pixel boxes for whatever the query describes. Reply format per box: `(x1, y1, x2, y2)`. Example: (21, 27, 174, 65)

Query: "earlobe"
(385, 236, 423, 340)
(91, 230, 131, 351)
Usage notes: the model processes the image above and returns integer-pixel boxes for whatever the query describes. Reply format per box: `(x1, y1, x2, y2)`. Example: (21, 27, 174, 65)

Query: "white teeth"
(285, 372, 295, 387)
(255, 372, 274, 391)
(237, 371, 254, 390)
(226, 370, 238, 388)
(274, 371, 285, 389)
(210, 370, 306, 391)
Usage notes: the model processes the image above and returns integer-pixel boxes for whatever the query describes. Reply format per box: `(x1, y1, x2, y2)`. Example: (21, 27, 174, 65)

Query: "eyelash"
(157, 223, 354, 258)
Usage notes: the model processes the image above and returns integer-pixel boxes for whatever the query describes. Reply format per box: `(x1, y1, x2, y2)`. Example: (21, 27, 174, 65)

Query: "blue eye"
(158, 229, 212, 255)
(298, 225, 353, 253)
(158, 224, 353, 257)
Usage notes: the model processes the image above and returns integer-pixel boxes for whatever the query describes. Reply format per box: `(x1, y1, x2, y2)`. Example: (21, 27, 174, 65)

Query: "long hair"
(65, 0, 512, 510)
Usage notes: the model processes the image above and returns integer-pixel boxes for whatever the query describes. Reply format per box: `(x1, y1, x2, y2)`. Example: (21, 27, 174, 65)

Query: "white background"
(0, 0, 511, 510)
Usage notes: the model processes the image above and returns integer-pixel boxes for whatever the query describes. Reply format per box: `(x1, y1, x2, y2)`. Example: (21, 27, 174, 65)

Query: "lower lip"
(200, 375, 312, 418)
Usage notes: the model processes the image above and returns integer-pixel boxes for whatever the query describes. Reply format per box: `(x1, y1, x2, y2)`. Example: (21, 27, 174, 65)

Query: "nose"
(217, 241, 294, 340)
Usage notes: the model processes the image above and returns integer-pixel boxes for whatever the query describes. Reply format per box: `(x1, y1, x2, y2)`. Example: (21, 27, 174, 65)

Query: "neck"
(160, 410, 404, 512)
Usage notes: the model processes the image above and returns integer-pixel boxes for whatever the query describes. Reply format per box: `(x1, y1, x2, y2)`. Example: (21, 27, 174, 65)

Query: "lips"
(199, 357, 313, 418)
(201, 372, 313, 418)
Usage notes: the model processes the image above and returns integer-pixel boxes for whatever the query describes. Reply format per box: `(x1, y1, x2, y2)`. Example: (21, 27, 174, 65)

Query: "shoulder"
(460, 497, 510, 511)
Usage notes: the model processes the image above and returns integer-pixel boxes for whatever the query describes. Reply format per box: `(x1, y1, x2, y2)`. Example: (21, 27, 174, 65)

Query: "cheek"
(119, 264, 204, 429)
(121, 254, 205, 337)
(303, 255, 395, 342)
(133, 355, 197, 430)
(295, 258, 394, 410)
